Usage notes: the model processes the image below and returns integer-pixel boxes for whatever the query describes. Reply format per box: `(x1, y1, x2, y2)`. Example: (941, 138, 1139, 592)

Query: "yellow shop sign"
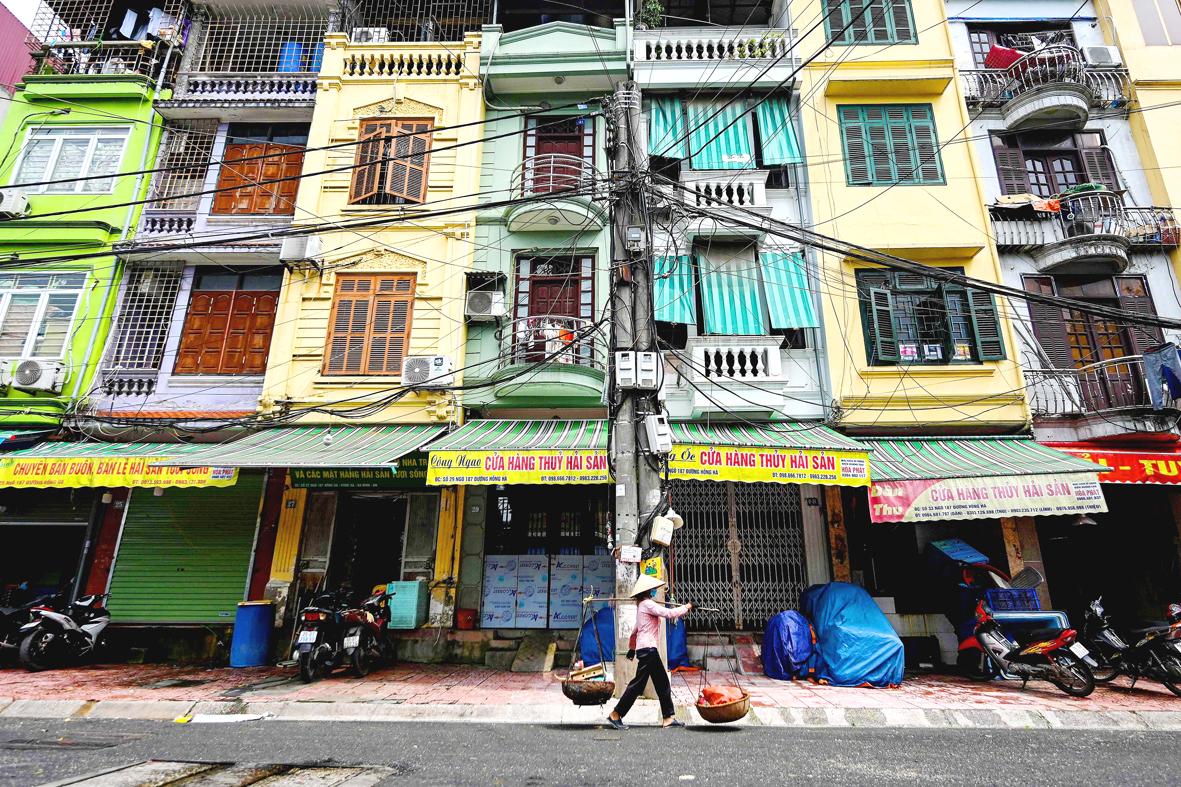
(427, 450, 611, 486)
(0, 456, 239, 489)
(667, 444, 870, 487)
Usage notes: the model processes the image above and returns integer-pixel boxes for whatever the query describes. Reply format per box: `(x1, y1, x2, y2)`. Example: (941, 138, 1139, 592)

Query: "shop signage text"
(290, 454, 428, 489)
(667, 445, 871, 487)
(0, 456, 238, 489)
(868, 472, 1107, 523)
(427, 450, 610, 485)
(1059, 448, 1181, 485)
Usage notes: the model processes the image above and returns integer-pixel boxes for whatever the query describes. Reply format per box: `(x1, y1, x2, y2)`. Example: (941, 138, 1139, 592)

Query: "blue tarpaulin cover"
(577, 606, 615, 666)
(800, 582, 905, 688)
(763, 610, 814, 680)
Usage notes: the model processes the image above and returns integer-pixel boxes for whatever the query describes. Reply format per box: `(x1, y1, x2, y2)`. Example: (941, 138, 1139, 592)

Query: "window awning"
(753, 97, 803, 166)
(0, 442, 240, 489)
(653, 254, 697, 325)
(699, 247, 767, 335)
(648, 96, 689, 159)
(861, 437, 1108, 523)
(760, 251, 819, 329)
(156, 425, 447, 469)
(427, 420, 609, 486)
(687, 100, 755, 170)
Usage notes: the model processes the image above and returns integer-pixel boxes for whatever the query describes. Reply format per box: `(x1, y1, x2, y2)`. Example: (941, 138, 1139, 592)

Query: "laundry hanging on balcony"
(653, 254, 697, 325)
(752, 98, 803, 166)
(648, 97, 689, 159)
(760, 251, 818, 329)
(687, 100, 755, 170)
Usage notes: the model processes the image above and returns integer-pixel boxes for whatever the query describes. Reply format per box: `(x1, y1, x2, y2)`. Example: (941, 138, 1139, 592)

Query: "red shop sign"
(1058, 449, 1181, 485)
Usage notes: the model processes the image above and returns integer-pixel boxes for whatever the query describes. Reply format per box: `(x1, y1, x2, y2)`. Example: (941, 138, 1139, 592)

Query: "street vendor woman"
(607, 575, 692, 730)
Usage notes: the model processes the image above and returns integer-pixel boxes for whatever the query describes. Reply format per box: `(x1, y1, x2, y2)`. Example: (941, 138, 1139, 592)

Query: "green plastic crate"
(386, 580, 430, 629)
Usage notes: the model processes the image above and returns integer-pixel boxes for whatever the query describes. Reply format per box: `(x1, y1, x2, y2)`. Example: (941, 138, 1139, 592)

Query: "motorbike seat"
(1011, 627, 1067, 646)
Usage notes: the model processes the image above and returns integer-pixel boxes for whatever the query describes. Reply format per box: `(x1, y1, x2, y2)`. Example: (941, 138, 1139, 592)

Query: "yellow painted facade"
(262, 33, 485, 424)
(1093, 0, 1181, 282)
(798, 0, 1028, 430)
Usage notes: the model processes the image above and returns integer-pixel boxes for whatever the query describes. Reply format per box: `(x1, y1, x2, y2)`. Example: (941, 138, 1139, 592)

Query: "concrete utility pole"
(608, 80, 665, 696)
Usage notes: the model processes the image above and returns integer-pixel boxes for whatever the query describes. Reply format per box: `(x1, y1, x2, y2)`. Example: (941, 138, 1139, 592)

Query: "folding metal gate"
(668, 480, 807, 631)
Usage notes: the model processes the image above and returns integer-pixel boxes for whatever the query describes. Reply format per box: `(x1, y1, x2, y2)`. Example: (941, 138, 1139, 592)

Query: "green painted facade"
(0, 73, 165, 427)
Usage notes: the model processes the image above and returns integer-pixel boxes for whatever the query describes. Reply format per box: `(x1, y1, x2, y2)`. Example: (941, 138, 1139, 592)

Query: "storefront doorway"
(668, 480, 806, 631)
(0, 489, 94, 603)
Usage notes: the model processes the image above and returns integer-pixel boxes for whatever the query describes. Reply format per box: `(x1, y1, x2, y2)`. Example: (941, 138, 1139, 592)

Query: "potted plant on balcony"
(639, 0, 664, 29)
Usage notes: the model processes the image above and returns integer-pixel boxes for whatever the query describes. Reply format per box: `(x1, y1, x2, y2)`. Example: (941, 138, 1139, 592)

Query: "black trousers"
(613, 647, 675, 719)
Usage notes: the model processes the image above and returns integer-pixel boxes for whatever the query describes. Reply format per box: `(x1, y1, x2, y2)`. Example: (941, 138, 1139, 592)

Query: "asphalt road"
(1, 718, 1179, 786)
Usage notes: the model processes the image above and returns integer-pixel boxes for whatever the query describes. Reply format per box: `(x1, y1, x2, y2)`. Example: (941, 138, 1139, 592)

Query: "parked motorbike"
(1081, 597, 1181, 697)
(339, 588, 395, 677)
(293, 590, 352, 683)
(958, 600, 1095, 697)
(18, 593, 111, 671)
(1, 590, 66, 659)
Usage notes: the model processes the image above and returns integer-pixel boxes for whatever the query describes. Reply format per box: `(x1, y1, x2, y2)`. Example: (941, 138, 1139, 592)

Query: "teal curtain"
(648, 97, 689, 159)
(687, 100, 755, 170)
(753, 97, 804, 166)
(699, 251, 767, 335)
(761, 251, 819, 329)
(653, 255, 696, 324)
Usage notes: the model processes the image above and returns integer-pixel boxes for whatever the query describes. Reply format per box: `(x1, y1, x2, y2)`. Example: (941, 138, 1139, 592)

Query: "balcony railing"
(960, 48, 1130, 108)
(1027, 356, 1177, 418)
(173, 73, 318, 102)
(341, 49, 466, 78)
(687, 336, 788, 383)
(497, 317, 604, 371)
(139, 211, 197, 237)
(635, 27, 793, 63)
(33, 41, 169, 80)
(511, 154, 600, 197)
(992, 197, 1179, 250)
(1124, 207, 1181, 247)
(678, 171, 769, 210)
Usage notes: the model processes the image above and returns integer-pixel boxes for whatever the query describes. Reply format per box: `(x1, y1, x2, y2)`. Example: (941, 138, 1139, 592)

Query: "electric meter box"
(615, 351, 661, 390)
(642, 413, 674, 454)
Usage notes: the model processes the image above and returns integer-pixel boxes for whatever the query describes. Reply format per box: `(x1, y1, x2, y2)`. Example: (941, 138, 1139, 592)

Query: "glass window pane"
(0, 294, 41, 355)
(50, 273, 86, 288)
(13, 275, 50, 289)
(81, 138, 126, 192)
(31, 293, 78, 356)
(241, 273, 282, 290)
(44, 138, 92, 191)
(194, 273, 239, 290)
(14, 138, 56, 184)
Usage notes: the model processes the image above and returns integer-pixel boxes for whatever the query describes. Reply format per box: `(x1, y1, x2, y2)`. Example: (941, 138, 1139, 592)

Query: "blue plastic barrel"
(277, 42, 304, 73)
(230, 600, 274, 667)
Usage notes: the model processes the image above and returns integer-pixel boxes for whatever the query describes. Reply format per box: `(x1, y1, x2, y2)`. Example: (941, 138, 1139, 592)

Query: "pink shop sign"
(868, 472, 1107, 523)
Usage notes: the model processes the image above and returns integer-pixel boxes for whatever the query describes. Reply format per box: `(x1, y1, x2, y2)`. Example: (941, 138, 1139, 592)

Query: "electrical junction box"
(615, 351, 661, 390)
(642, 413, 673, 454)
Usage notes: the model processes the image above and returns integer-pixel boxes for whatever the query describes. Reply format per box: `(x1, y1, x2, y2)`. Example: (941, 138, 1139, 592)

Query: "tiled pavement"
(0, 662, 1178, 728)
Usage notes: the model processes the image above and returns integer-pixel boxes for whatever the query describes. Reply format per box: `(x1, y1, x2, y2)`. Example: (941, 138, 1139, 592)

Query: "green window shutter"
(840, 104, 942, 185)
(653, 254, 697, 324)
(761, 251, 819, 329)
(753, 97, 803, 165)
(648, 97, 688, 159)
(687, 100, 755, 170)
(828, 0, 916, 45)
(906, 105, 944, 184)
(825, 0, 853, 45)
(886, 106, 917, 183)
(106, 475, 265, 623)
(886, 0, 916, 43)
(868, 287, 900, 363)
(840, 106, 872, 184)
(699, 251, 768, 335)
(967, 289, 1006, 361)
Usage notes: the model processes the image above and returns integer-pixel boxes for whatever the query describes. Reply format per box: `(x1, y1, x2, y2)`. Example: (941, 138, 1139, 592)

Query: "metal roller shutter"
(107, 474, 265, 623)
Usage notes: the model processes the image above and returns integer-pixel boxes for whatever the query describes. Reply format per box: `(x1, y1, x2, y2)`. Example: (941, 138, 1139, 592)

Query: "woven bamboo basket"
(695, 691, 751, 724)
(562, 679, 616, 706)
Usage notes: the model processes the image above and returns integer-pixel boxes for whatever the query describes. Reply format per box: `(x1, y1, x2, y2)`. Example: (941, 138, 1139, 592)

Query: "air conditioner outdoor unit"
(464, 290, 507, 322)
(1082, 45, 1122, 67)
(1, 358, 66, 393)
(352, 27, 390, 43)
(401, 355, 454, 388)
(279, 236, 321, 264)
(0, 188, 31, 218)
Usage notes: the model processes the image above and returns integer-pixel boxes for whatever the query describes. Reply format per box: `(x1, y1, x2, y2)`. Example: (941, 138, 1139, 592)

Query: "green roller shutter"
(107, 474, 264, 623)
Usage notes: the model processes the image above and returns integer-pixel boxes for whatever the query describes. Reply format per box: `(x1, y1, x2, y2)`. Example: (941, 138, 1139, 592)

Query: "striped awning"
(428, 419, 607, 452)
(653, 254, 697, 325)
(753, 97, 803, 165)
(671, 421, 864, 453)
(760, 251, 818, 329)
(156, 425, 447, 468)
(648, 96, 689, 158)
(687, 99, 755, 170)
(861, 437, 1106, 482)
(2, 442, 223, 459)
(699, 249, 767, 335)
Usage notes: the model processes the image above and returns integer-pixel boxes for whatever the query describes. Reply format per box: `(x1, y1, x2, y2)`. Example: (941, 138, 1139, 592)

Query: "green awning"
(672, 421, 867, 453)
(760, 251, 818, 329)
(654, 254, 697, 325)
(687, 100, 755, 170)
(429, 419, 608, 452)
(860, 437, 1106, 482)
(648, 96, 688, 159)
(753, 96, 804, 165)
(699, 250, 767, 335)
(156, 425, 447, 468)
(2, 442, 219, 459)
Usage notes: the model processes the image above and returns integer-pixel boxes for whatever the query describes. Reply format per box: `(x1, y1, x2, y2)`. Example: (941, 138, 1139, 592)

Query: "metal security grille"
(150, 119, 218, 211)
(669, 480, 806, 631)
(197, 4, 331, 73)
(107, 265, 183, 372)
(346, 0, 490, 42)
(29, 0, 188, 46)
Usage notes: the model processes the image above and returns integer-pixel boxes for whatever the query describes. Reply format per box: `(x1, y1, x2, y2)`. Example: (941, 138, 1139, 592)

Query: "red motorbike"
(340, 588, 395, 677)
(958, 600, 1095, 697)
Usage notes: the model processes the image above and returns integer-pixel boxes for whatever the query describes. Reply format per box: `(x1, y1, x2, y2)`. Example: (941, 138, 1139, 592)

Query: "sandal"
(662, 719, 686, 728)
(607, 716, 628, 730)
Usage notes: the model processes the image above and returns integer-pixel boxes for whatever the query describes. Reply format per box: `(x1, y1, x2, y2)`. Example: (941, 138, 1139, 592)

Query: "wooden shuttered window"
(839, 104, 943, 186)
(858, 269, 1006, 365)
(349, 119, 433, 205)
(992, 134, 1119, 195)
(211, 143, 304, 215)
(174, 290, 278, 375)
(825, 0, 916, 45)
(323, 274, 415, 376)
(1116, 275, 1164, 354)
(1022, 275, 1074, 369)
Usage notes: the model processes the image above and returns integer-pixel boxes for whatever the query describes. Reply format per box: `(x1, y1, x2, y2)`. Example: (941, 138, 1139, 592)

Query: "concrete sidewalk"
(1, 662, 1179, 730)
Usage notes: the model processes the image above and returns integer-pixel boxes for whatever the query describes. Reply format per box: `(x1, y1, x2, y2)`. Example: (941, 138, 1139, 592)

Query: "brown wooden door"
(1067, 308, 1140, 409)
(175, 290, 278, 375)
(528, 119, 586, 193)
(211, 142, 303, 215)
(519, 277, 579, 363)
